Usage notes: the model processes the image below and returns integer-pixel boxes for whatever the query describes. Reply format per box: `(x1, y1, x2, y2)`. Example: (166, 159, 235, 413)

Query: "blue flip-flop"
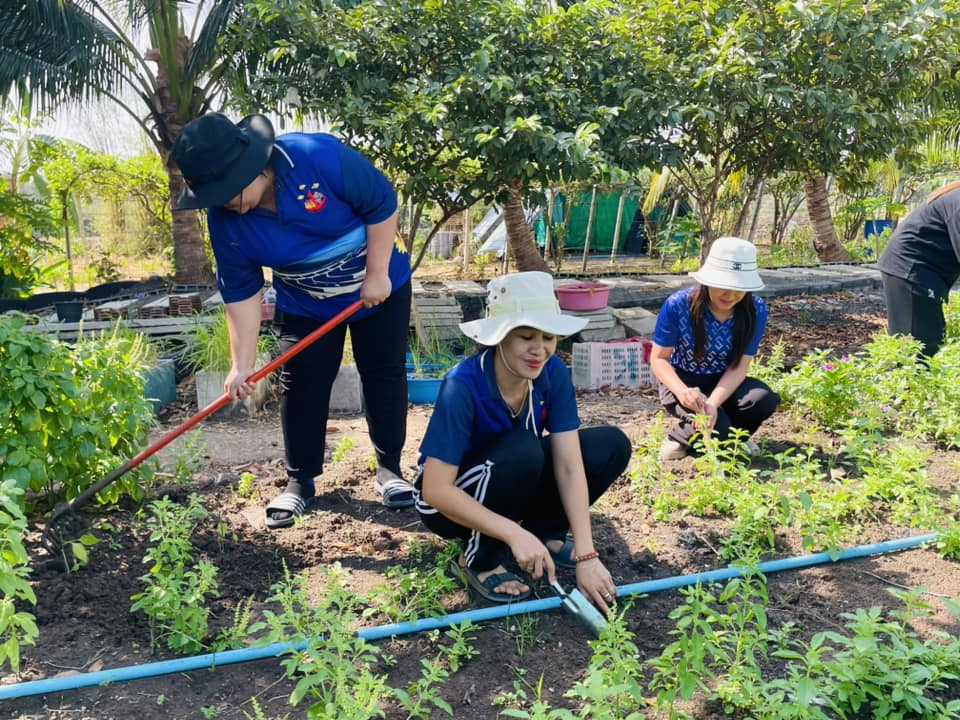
(448, 559, 531, 603)
(547, 537, 577, 569)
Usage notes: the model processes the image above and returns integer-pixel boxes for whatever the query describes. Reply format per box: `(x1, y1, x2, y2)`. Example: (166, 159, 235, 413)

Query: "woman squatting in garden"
(413, 272, 632, 611)
(651, 236, 780, 461)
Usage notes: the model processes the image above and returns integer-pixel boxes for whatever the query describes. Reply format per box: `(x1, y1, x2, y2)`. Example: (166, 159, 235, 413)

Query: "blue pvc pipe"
(0, 532, 937, 700)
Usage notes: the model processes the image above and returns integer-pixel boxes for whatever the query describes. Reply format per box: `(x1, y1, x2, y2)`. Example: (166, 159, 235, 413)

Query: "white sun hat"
(690, 236, 764, 292)
(459, 271, 588, 346)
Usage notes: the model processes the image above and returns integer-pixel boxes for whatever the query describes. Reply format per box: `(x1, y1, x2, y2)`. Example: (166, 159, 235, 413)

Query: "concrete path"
(412, 263, 884, 343)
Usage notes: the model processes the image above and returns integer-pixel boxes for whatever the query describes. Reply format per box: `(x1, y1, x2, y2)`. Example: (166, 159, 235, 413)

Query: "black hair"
(688, 285, 757, 367)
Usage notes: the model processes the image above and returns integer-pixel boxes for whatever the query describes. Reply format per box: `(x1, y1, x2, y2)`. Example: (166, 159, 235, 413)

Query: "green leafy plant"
(0, 313, 157, 508)
(252, 564, 390, 719)
(496, 669, 574, 720)
(235, 471, 260, 502)
(332, 436, 355, 463)
(130, 495, 220, 654)
(565, 603, 648, 719)
(393, 623, 478, 719)
(171, 429, 207, 483)
(365, 541, 460, 623)
(0, 479, 38, 673)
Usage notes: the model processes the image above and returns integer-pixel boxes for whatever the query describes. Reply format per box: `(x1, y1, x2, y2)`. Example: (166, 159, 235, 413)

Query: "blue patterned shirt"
(653, 287, 768, 374)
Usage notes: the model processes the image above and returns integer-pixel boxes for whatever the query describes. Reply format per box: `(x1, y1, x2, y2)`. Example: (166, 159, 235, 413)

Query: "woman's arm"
(421, 456, 556, 583)
(360, 210, 398, 307)
(223, 293, 263, 400)
(706, 355, 753, 408)
(550, 430, 617, 614)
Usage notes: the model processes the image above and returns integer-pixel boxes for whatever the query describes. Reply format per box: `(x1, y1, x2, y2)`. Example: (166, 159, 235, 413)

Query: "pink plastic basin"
(556, 282, 611, 311)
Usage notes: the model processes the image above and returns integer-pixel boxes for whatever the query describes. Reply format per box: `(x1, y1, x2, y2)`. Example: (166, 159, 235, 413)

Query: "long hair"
(688, 285, 757, 367)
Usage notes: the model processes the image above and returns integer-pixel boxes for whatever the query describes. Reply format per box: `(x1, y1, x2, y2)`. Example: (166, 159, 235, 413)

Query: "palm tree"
(0, 0, 246, 284)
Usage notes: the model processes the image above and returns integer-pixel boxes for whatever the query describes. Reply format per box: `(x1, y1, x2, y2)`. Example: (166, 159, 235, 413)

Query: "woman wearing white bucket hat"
(413, 272, 630, 610)
(650, 237, 780, 460)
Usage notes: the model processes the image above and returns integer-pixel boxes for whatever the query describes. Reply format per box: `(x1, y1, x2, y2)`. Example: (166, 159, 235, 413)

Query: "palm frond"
(0, 0, 133, 112)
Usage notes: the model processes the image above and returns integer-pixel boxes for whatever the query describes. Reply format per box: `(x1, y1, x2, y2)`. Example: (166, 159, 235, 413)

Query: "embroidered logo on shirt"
(297, 183, 327, 213)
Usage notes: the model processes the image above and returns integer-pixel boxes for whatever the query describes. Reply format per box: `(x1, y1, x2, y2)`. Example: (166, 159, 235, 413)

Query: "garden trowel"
(551, 581, 608, 638)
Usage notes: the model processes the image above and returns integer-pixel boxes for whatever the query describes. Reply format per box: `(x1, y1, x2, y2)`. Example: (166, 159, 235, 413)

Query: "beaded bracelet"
(574, 550, 600, 563)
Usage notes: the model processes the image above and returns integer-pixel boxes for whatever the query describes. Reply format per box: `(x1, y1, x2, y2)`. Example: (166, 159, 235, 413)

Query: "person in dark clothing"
(172, 112, 414, 529)
(414, 271, 631, 610)
(651, 237, 780, 460)
(877, 181, 960, 356)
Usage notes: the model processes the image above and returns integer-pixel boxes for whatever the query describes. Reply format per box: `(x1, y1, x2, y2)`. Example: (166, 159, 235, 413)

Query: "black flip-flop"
(448, 559, 531, 603)
(264, 492, 314, 530)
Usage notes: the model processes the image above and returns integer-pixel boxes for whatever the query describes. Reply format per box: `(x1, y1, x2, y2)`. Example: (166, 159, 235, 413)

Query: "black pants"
(659, 369, 779, 451)
(882, 272, 946, 357)
(278, 281, 411, 481)
(415, 426, 632, 571)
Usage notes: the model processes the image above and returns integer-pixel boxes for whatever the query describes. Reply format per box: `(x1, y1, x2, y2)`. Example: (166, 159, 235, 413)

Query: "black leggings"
(882, 272, 947, 357)
(659, 368, 779, 450)
(415, 426, 632, 571)
(278, 281, 411, 481)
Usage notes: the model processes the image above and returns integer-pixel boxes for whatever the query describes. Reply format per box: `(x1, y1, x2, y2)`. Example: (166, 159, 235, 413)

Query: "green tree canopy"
(228, 0, 667, 269)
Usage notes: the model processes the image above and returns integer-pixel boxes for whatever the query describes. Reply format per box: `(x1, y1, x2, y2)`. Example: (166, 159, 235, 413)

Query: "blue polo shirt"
(419, 350, 580, 467)
(208, 133, 409, 321)
(653, 287, 767, 374)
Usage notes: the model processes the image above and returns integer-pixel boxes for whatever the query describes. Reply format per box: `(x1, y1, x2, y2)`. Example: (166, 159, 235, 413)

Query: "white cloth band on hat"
(488, 296, 560, 317)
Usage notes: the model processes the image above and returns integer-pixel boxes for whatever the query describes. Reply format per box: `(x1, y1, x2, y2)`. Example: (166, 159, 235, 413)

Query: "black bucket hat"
(173, 113, 275, 210)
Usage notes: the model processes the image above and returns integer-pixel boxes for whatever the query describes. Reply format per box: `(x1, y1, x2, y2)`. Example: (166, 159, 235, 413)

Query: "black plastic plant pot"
(55, 301, 84, 323)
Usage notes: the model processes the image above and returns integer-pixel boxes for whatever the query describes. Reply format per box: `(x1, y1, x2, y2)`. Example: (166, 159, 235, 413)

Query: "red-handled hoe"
(42, 300, 363, 563)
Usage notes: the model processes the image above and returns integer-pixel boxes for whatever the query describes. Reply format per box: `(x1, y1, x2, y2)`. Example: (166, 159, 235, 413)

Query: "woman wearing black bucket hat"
(173, 112, 414, 528)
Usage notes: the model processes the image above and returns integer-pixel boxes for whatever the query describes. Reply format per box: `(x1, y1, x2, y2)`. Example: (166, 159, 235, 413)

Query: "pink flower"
(825, 363, 835, 371)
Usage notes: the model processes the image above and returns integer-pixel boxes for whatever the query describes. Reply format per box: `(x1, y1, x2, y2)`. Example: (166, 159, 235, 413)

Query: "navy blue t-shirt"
(419, 350, 580, 468)
(653, 287, 767, 374)
(208, 133, 410, 320)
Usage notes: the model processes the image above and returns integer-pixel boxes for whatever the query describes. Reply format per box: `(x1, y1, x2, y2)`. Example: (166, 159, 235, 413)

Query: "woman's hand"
(694, 400, 718, 430)
(224, 367, 256, 401)
(576, 558, 617, 615)
(508, 529, 557, 585)
(360, 273, 392, 308)
(679, 385, 706, 413)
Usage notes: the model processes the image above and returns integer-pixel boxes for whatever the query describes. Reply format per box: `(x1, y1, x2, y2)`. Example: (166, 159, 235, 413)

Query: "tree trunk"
(503, 185, 548, 273)
(804, 173, 852, 263)
(150, 38, 215, 286)
(163, 148, 214, 284)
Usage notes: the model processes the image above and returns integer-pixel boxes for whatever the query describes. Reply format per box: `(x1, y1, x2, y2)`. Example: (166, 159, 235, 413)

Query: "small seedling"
(332, 436, 355, 463)
(235, 471, 259, 502)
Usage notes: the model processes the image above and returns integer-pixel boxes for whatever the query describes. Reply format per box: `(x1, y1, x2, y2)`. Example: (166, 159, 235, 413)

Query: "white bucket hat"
(459, 271, 588, 346)
(690, 236, 764, 292)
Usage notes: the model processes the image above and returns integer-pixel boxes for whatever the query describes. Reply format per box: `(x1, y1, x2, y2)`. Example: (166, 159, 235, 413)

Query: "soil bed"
(6, 288, 959, 720)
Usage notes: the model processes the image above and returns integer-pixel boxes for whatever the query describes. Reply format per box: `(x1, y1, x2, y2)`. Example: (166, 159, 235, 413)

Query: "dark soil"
(5, 288, 959, 720)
